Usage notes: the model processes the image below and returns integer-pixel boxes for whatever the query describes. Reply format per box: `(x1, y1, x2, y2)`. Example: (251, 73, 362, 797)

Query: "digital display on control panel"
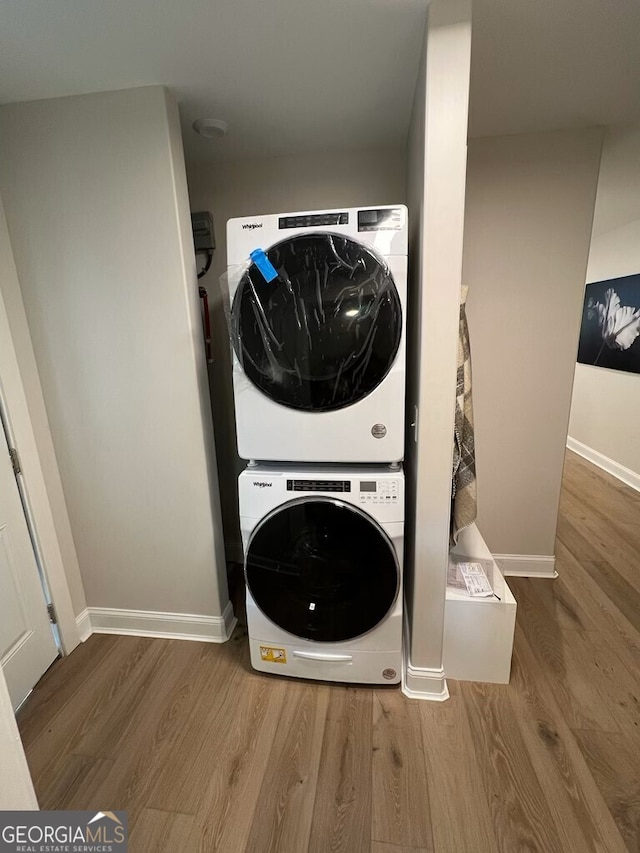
(360, 481, 377, 492)
(286, 480, 351, 492)
(279, 213, 348, 229)
(357, 208, 403, 232)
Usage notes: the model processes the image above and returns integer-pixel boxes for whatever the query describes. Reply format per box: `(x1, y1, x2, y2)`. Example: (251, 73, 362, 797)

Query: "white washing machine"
(239, 465, 404, 685)
(227, 206, 408, 464)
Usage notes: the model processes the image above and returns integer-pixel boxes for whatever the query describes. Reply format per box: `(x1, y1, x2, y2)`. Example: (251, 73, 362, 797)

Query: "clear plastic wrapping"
(225, 233, 402, 412)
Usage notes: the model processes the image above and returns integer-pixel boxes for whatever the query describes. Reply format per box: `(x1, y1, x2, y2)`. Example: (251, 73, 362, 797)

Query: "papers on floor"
(447, 559, 494, 597)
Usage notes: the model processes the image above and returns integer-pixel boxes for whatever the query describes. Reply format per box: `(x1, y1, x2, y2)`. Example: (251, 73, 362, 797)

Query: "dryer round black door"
(245, 498, 399, 643)
(231, 234, 402, 412)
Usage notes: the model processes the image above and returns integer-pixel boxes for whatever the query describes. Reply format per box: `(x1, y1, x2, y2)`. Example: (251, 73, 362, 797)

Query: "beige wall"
(569, 123, 640, 479)
(0, 87, 229, 618)
(404, 0, 471, 689)
(463, 128, 603, 558)
(186, 148, 406, 559)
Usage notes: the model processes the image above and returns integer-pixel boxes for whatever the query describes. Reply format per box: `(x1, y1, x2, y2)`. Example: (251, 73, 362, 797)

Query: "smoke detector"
(192, 118, 229, 139)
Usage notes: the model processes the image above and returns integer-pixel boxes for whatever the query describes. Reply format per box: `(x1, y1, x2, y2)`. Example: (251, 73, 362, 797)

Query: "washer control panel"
(286, 479, 351, 492)
(358, 479, 399, 505)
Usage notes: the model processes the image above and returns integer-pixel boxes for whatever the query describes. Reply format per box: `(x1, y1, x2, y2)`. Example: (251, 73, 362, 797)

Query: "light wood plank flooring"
(18, 450, 640, 852)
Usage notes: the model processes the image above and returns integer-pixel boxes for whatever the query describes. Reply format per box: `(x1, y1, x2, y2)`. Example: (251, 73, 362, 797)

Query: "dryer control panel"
(358, 479, 400, 506)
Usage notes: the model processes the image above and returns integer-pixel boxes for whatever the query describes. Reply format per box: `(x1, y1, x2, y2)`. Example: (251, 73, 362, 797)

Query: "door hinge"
(47, 603, 58, 624)
(9, 447, 21, 475)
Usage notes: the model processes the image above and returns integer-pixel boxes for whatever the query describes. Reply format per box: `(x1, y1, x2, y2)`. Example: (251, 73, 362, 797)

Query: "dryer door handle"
(292, 651, 353, 663)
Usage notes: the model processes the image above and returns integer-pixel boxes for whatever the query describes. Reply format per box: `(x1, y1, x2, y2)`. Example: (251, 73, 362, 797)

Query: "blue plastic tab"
(250, 248, 278, 283)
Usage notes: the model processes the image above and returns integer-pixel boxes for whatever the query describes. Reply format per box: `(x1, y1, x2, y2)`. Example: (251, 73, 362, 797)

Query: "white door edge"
(0, 236, 83, 656)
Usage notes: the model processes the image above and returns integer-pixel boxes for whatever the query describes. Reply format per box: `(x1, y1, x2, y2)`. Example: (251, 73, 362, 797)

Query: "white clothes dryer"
(239, 465, 404, 685)
(227, 206, 407, 464)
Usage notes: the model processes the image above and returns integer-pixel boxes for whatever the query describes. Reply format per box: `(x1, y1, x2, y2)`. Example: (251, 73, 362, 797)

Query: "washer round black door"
(245, 498, 399, 643)
(231, 233, 402, 412)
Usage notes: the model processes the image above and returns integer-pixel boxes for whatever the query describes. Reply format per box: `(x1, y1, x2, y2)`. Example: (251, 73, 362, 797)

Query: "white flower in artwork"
(587, 287, 640, 363)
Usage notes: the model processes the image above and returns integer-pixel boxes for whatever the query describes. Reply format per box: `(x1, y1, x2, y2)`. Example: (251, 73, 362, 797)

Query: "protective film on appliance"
(226, 233, 402, 412)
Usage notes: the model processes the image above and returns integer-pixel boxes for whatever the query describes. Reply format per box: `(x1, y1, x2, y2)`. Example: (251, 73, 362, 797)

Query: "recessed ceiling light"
(192, 118, 229, 139)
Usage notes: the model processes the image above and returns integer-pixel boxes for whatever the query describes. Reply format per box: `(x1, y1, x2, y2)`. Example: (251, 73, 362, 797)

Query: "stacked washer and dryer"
(227, 206, 408, 684)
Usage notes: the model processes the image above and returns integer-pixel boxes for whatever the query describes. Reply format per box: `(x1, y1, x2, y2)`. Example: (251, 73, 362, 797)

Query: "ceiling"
(1, 0, 640, 166)
(0, 0, 428, 164)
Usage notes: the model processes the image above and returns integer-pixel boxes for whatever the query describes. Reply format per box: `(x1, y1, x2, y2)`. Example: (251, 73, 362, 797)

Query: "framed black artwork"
(577, 274, 640, 374)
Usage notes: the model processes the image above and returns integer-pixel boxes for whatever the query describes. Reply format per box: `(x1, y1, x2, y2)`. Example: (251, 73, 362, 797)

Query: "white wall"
(569, 123, 640, 480)
(0, 667, 37, 809)
(186, 148, 406, 559)
(463, 128, 603, 561)
(0, 87, 230, 621)
(404, 0, 471, 698)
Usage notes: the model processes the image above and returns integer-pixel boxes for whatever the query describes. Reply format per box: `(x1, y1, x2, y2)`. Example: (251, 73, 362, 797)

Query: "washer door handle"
(292, 651, 353, 663)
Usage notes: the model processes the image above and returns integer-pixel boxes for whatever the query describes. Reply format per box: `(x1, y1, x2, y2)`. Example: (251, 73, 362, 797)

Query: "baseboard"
(75, 608, 92, 642)
(494, 554, 557, 578)
(402, 660, 450, 702)
(75, 600, 237, 643)
(401, 602, 449, 701)
(567, 436, 640, 493)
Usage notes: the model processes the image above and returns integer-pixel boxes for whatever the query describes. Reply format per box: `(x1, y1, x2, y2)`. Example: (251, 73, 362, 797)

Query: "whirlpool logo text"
(242, 222, 262, 230)
(253, 481, 273, 488)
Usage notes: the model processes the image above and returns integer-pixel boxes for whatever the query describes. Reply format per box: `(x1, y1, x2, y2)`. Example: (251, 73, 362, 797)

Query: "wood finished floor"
(18, 450, 640, 852)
